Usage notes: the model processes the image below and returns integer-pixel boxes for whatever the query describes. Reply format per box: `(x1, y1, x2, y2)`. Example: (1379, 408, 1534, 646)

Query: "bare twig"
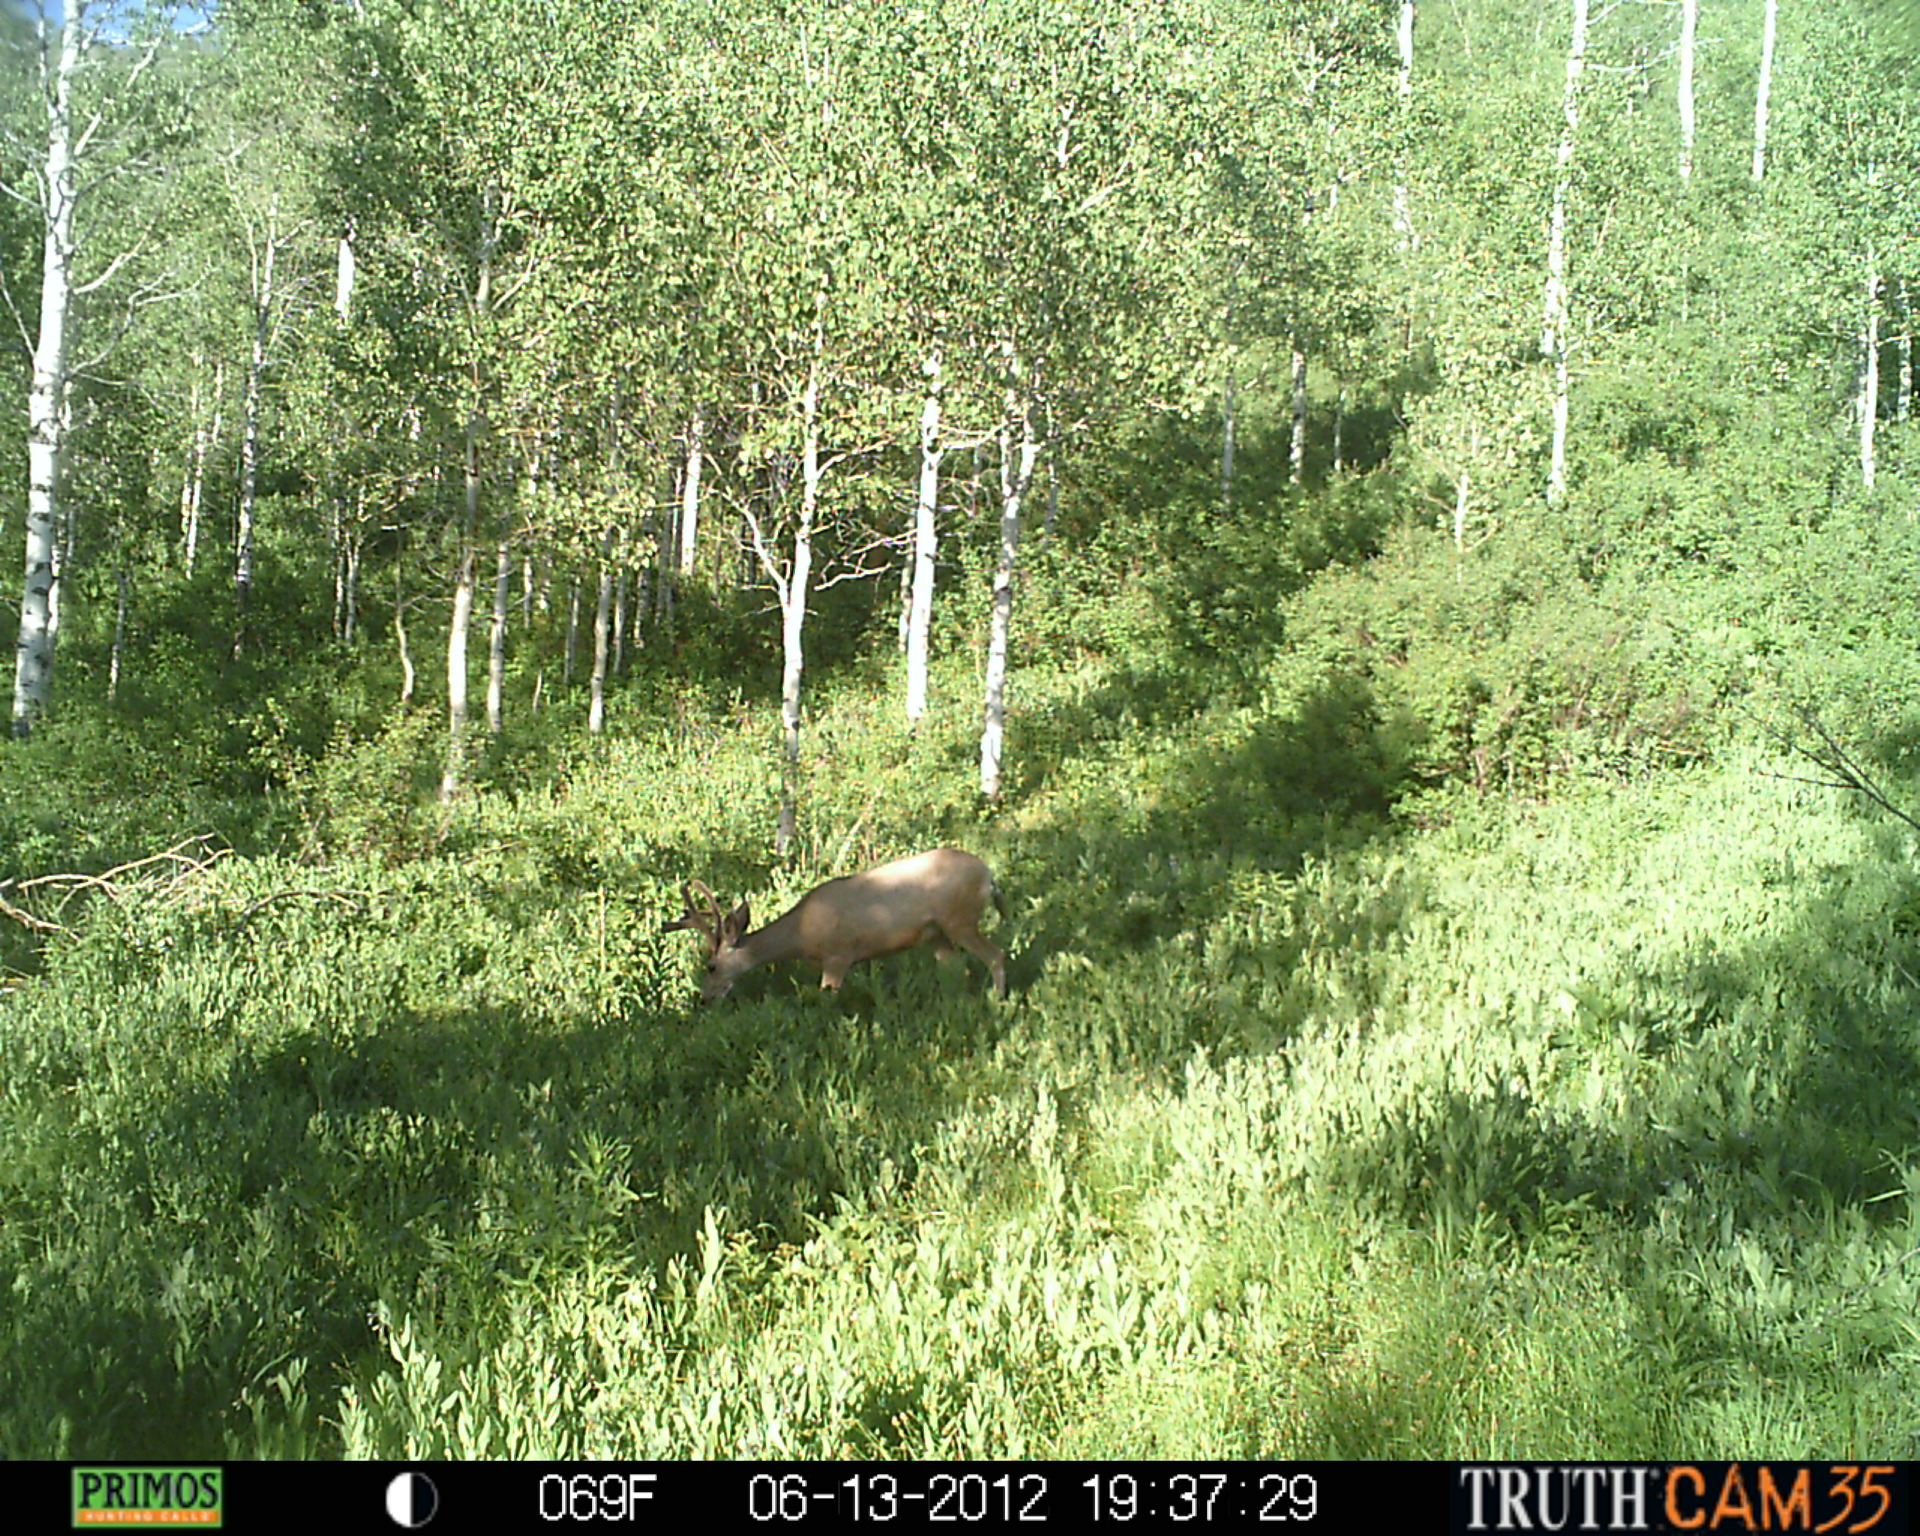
(1766, 707, 1920, 837)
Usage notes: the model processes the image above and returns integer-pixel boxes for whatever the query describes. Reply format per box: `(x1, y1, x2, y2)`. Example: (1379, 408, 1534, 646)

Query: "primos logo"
(72, 1469, 223, 1527)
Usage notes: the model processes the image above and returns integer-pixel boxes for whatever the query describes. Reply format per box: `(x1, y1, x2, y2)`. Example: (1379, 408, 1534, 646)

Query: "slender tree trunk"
(1752, 0, 1777, 185)
(1289, 344, 1308, 486)
(611, 562, 628, 680)
(395, 563, 415, 707)
(776, 317, 825, 855)
(1544, 0, 1588, 508)
(334, 221, 356, 324)
(1220, 359, 1236, 510)
(234, 222, 276, 654)
(632, 505, 655, 638)
(1333, 384, 1348, 475)
(1896, 284, 1912, 423)
(108, 564, 128, 703)
(181, 353, 220, 571)
(521, 450, 541, 627)
(679, 408, 704, 575)
(342, 517, 361, 645)
(1860, 258, 1880, 491)
(441, 505, 477, 797)
(441, 185, 496, 800)
(1677, 0, 1697, 185)
(653, 458, 675, 634)
(589, 524, 615, 736)
(564, 580, 580, 689)
(1393, 0, 1415, 245)
(981, 350, 1040, 802)
(486, 535, 511, 733)
(906, 349, 941, 727)
(13, 19, 82, 737)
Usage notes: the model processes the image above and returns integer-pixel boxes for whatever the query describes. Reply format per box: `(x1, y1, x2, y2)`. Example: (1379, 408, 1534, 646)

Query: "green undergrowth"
(3, 619, 1918, 1458)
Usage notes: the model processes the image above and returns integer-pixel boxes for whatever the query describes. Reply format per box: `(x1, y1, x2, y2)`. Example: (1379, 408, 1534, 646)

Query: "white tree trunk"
(12, 18, 82, 736)
(334, 223, 356, 324)
(442, 187, 495, 800)
(1752, 0, 1777, 185)
(486, 536, 511, 732)
(777, 336, 824, 854)
(679, 408, 703, 574)
(441, 523, 477, 799)
(981, 352, 1039, 802)
(342, 514, 361, 645)
(108, 565, 128, 703)
(1544, 0, 1588, 508)
(611, 565, 628, 679)
(394, 561, 415, 707)
(181, 354, 221, 571)
(1677, 0, 1697, 184)
(1896, 284, 1912, 423)
(1860, 259, 1880, 491)
(906, 349, 941, 727)
(589, 524, 615, 736)
(235, 226, 274, 643)
(1289, 344, 1308, 485)
(1392, 0, 1415, 245)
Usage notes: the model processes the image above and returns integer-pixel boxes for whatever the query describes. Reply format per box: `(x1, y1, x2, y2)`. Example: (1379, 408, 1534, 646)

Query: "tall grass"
(3, 617, 1916, 1459)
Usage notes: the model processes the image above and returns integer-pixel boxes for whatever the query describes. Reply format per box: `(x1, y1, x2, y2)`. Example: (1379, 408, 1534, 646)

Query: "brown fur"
(665, 848, 1008, 1002)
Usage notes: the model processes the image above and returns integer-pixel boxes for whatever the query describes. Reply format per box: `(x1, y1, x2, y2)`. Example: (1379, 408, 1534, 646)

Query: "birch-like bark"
(441, 508, 477, 797)
(1897, 285, 1913, 423)
(342, 514, 361, 645)
(776, 316, 825, 854)
(441, 185, 496, 801)
(181, 354, 220, 570)
(611, 565, 628, 679)
(334, 222, 356, 324)
(234, 217, 276, 649)
(12, 18, 82, 736)
(486, 535, 511, 733)
(1289, 344, 1308, 486)
(1544, 0, 1588, 508)
(395, 564, 415, 707)
(1752, 0, 1777, 185)
(679, 408, 704, 575)
(981, 351, 1039, 802)
(1860, 259, 1881, 491)
(108, 565, 128, 702)
(1392, 0, 1415, 245)
(589, 524, 615, 736)
(905, 349, 941, 727)
(1677, 0, 1697, 184)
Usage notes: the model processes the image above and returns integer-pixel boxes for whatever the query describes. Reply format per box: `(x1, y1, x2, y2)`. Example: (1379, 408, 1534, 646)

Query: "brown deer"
(664, 848, 1009, 1003)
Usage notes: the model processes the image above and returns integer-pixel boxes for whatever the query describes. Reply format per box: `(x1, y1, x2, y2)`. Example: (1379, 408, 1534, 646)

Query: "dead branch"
(1764, 707, 1920, 837)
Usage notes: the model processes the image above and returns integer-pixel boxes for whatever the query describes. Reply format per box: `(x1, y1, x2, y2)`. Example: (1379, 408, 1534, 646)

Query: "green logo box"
(71, 1469, 223, 1528)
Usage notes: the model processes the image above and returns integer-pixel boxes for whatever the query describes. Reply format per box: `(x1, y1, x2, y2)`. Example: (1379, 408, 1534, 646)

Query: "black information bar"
(29, 1460, 1912, 1534)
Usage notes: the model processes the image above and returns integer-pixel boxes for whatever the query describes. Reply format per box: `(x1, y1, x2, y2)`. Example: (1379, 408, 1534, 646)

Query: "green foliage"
(8, 0, 1920, 1469)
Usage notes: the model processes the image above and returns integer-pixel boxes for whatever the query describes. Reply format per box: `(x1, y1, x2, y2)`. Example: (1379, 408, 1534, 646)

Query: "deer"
(664, 848, 1009, 1003)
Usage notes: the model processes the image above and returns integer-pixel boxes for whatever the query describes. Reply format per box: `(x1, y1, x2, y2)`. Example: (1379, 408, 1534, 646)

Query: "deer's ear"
(723, 900, 751, 940)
